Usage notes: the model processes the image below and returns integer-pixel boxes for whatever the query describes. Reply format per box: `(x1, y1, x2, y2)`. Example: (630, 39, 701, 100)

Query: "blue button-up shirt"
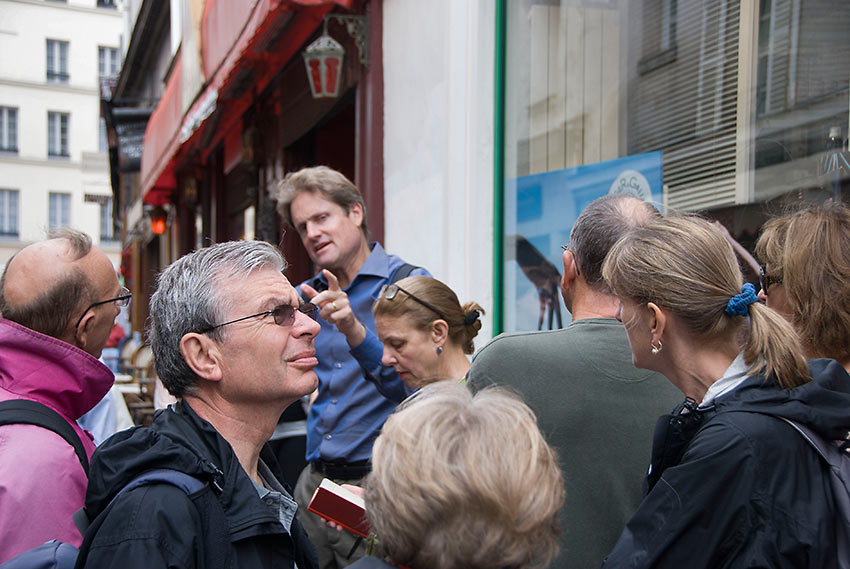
(300, 242, 429, 463)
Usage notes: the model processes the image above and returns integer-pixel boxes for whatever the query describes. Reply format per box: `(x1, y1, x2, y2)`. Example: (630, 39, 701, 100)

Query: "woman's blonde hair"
(756, 203, 850, 363)
(365, 382, 564, 569)
(602, 215, 809, 388)
(373, 276, 484, 354)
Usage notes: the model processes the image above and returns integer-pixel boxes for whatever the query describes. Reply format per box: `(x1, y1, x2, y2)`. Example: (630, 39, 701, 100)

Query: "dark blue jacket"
(602, 359, 850, 569)
(77, 401, 317, 569)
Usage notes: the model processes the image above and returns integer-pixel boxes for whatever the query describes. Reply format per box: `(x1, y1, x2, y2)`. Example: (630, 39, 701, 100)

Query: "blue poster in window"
(503, 151, 663, 332)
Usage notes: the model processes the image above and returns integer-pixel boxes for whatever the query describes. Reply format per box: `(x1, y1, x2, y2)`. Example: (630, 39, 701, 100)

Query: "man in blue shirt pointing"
(274, 166, 428, 569)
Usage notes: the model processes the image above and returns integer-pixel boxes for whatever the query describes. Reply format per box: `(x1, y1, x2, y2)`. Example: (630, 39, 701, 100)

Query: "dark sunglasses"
(759, 265, 782, 293)
(198, 302, 319, 334)
(75, 287, 132, 330)
(378, 284, 449, 321)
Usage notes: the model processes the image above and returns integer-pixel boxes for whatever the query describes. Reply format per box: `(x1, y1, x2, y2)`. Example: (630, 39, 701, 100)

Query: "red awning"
(139, 53, 182, 206)
(139, 0, 353, 206)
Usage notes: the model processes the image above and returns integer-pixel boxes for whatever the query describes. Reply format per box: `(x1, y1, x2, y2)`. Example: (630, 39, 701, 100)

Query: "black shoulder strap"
(0, 399, 89, 476)
(389, 263, 419, 284)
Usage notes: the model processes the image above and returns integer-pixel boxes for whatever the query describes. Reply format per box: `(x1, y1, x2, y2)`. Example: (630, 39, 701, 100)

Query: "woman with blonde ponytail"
(372, 276, 484, 388)
(600, 215, 850, 569)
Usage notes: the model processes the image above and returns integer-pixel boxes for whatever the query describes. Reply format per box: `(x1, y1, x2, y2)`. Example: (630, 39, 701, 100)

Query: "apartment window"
(0, 190, 19, 237)
(756, 0, 795, 117)
(97, 0, 117, 7)
(98, 46, 120, 79)
(48, 112, 69, 157)
(638, 0, 678, 74)
(48, 192, 71, 230)
(100, 198, 115, 241)
(0, 107, 17, 153)
(695, 0, 731, 134)
(99, 117, 108, 152)
(46, 39, 69, 83)
(660, 0, 677, 51)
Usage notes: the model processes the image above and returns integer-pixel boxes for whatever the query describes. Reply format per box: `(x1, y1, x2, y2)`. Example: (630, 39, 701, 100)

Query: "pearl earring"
(650, 340, 663, 354)
(436, 345, 443, 355)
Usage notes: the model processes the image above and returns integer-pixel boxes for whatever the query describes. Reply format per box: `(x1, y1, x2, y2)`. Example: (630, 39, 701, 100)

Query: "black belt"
(311, 460, 371, 480)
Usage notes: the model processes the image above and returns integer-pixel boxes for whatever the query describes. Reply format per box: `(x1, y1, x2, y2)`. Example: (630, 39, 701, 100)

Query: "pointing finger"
(323, 269, 341, 292)
(300, 283, 319, 301)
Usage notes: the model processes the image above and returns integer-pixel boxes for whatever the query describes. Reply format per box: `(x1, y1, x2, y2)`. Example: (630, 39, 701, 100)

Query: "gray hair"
(148, 240, 287, 398)
(569, 194, 659, 293)
(47, 227, 93, 260)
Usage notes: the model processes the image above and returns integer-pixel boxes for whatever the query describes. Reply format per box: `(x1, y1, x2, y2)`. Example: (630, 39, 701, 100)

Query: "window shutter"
(630, 0, 740, 211)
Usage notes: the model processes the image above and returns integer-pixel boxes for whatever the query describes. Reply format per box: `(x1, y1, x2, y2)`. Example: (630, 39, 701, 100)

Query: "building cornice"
(2, 0, 123, 18)
(0, 154, 81, 169)
(0, 77, 98, 96)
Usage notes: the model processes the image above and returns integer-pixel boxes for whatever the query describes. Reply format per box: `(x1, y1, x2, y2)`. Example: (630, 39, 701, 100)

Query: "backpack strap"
(74, 469, 232, 569)
(0, 399, 88, 476)
(389, 263, 419, 284)
(116, 468, 206, 497)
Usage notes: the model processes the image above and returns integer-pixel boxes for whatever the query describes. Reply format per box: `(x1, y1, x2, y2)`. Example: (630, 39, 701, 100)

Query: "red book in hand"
(307, 478, 371, 538)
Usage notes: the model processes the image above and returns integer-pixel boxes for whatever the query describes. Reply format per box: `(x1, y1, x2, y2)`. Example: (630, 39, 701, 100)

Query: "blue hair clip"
(725, 283, 758, 316)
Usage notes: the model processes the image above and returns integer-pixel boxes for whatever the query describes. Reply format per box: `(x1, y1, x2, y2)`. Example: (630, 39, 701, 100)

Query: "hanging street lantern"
(149, 206, 167, 235)
(303, 24, 345, 99)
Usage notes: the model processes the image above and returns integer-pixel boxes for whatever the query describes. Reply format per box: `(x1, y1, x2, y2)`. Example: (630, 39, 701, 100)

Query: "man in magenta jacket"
(0, 228, 123, 563)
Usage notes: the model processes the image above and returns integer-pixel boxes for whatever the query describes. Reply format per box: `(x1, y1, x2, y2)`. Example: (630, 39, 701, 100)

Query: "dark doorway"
(280, 99, 356, 286)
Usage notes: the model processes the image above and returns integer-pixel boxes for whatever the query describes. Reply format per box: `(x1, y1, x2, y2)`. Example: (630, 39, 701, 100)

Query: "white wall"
(0, 0, 124, 264)
(383, 0, 496, 344)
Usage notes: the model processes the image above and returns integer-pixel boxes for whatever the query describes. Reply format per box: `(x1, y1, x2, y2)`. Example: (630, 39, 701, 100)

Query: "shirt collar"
(252, 459, 298, 533)
(699, 352, 749, 408)
(308, 242, 391, 290)
(356, 242, 392, 280)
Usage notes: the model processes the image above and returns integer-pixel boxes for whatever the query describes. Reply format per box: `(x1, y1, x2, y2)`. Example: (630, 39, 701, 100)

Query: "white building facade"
(382, 0, 496, 341)
(0, 0, 124, 266)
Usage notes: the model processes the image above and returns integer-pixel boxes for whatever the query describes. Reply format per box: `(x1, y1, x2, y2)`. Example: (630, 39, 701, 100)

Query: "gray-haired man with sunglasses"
(76, 240, 320, 569)
(0, 228, 124, 562)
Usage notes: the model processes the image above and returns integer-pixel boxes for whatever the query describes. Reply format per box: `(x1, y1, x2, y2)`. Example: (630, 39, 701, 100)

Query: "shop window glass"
(500, 0, 850, 333)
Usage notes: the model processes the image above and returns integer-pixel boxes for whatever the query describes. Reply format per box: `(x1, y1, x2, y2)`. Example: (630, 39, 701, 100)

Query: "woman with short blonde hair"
(350, 382, 564, 569)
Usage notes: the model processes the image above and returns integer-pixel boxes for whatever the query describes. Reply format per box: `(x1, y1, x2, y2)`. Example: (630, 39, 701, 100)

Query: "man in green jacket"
(468, 194, 681, 569)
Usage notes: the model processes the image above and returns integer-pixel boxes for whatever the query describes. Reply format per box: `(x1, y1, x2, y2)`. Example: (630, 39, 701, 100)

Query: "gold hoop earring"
(650, 340, 663, 354)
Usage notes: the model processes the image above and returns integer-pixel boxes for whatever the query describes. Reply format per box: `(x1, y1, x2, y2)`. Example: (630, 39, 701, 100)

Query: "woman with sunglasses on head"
(755, 202, 850, 372)
(599, 215, 850, 569)
(372, 276, 484, 388)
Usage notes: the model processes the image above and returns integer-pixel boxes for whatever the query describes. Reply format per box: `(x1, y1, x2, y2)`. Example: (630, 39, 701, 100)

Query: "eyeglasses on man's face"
(759, 265, 782, 294)
(378, 284, 449, 321)
(75, 286, 132, 330)
(198, 301, 319, 334)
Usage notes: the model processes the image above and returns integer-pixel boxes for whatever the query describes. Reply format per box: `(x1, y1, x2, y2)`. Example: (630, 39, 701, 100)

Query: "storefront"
(113, 0, 382, 332)
(497, 0, 850, 333)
